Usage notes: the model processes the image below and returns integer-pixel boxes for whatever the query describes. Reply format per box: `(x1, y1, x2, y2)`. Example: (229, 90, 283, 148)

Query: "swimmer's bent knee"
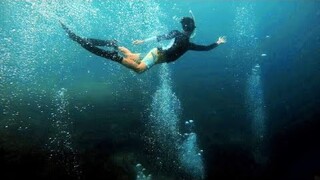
(135, 64, 148, 74)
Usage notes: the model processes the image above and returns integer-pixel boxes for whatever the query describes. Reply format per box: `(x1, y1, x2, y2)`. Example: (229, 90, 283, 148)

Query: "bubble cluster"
(146, 64, 182, 171)
(231, 2, 267, 164)
(46, 88, 81, 177)
(146, 66, 205, 179)
(179, 132, 205, 180)
(136, 163, 152, 180)
(246, 63, 267, 163)
(229, 2, 260, 82)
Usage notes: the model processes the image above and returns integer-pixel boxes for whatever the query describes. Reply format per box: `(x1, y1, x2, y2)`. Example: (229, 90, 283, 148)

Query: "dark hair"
(180, 17, 196, 32)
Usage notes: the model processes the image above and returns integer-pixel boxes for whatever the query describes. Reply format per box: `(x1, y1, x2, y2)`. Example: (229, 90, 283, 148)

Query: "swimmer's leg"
(85, 38, 118, 48)
(80, 44, 123, 63)
(118, 46, 133, 55)
(60, 22, 122, 62)
(121, 48, 159, 73)
(118, 46, 142, 63)
(60, 22, 150, 73)
(121, 57, 147, 74)
(60, 22, 117, 48)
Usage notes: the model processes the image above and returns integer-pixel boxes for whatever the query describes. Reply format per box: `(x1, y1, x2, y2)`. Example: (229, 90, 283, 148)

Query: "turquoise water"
(1, 0, 320, 179)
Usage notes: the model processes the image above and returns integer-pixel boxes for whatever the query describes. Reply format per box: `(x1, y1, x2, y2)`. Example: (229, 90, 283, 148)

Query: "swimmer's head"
(181, 17, 196, 33)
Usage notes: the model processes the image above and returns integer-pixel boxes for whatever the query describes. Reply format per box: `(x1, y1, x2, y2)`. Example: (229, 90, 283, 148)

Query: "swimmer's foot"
(109, 39, 118, 49)
(59, 21, 79, 41)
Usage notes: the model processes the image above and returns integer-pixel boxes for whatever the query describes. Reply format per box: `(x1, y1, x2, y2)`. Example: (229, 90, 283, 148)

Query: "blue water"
(1, 1, 320, 179)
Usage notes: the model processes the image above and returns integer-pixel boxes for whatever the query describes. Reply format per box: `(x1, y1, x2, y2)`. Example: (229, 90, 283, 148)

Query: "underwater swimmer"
(119, 16, 226, 73)
(60, 16, 226, 74)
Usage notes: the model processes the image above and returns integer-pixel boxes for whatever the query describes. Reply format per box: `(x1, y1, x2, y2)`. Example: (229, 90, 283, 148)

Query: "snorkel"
(189, 10, 196, 39)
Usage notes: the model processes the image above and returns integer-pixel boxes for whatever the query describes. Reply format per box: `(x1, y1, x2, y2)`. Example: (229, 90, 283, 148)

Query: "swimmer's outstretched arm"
(133, 31, 180, 45)
(132, 37, 155, 45)
(189, 36, 227, 51)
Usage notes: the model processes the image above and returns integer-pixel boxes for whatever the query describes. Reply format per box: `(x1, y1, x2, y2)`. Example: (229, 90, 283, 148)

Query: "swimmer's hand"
(133, 40, 144, 45)
(217, 36, 227, 45)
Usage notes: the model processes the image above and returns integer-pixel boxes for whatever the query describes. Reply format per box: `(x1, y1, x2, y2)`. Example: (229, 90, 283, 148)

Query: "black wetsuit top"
(157, 30, 219, 63)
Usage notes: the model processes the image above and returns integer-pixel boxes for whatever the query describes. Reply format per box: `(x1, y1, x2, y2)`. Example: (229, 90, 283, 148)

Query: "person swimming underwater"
(60, 16, 226, 74)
